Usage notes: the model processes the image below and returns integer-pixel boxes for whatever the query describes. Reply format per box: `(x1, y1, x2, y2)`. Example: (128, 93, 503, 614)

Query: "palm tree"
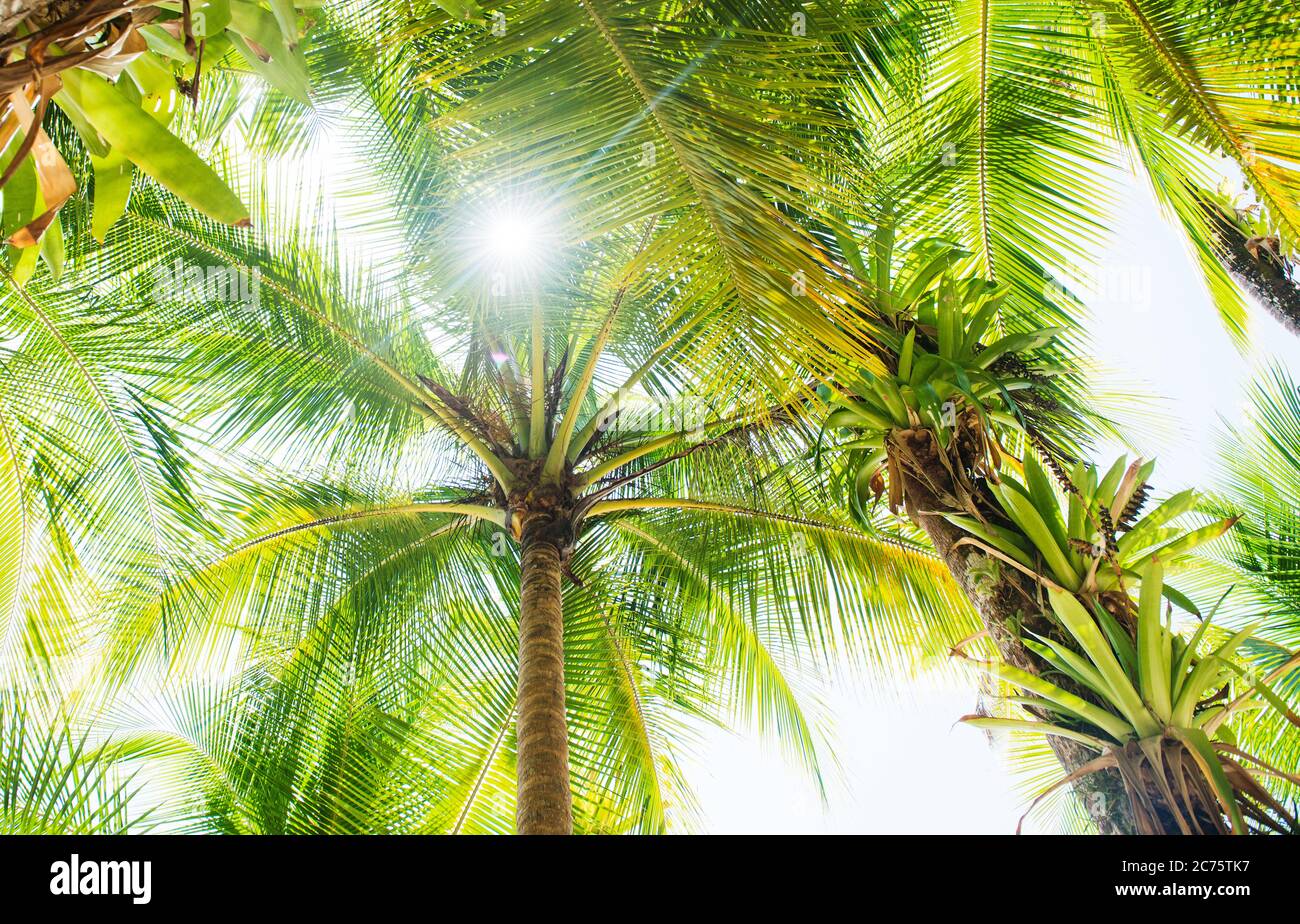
(2, 2, 977, 833)
(818, 197, 1300, 833)
(99, 175, 980, 832)
(815, 0, 1300, 832)
(354, 0, 1300, 829)
(3, 0, 1299, 835)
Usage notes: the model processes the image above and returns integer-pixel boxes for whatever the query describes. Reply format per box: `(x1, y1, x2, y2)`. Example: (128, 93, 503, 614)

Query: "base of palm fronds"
(964, 568, 1300, 835)
(1012, 732, 1298, 835)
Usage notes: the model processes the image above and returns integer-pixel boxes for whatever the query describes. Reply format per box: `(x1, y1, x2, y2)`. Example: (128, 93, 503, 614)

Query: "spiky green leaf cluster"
(949, 453, 1233, 601)
(964, 561, 1300, 833)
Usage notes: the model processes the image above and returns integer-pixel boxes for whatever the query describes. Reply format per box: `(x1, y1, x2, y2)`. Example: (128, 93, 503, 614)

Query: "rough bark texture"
(1198, 193, 1300, 337)
(892, 429, 1137, 834)
(515, 517, 573, 835)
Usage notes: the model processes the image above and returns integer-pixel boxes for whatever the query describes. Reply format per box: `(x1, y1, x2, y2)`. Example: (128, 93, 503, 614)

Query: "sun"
(471, 200, 556, 280)
(486, 214, 539, 263)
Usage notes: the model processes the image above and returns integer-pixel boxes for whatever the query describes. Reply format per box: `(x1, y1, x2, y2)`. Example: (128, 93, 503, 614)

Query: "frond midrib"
(1, 266, 167, 569)
(448, 701, 514, 835)
(0, 409, 30, 646)
(1114, 0, 1300, 242)
(578, 0, 782, 308)
(977, 0, 996, 284)
(596, 608, 665, 830)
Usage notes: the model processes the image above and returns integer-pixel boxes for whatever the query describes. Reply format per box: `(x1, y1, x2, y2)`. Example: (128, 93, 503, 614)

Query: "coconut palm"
(91, 180, 994, 834)
(3, 0, 1299, 836)
(807, 0, 1300, 832)
(2, 1, 979, 833)
(818, 211, 1300, 833)
(2, 215, 965, 833)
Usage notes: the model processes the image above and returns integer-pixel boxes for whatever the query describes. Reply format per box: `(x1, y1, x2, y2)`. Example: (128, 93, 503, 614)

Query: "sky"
(684, 167, 1300, 834)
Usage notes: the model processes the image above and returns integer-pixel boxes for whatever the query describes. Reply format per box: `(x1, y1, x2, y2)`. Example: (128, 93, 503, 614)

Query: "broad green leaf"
(1172, 625, 1255, 727)
(897, 327, 916, 381)
(1096, 455, 1127, 506)
(59, 69, 250, 227)
(1048, 589, 1159, 737)
(126, 53, 181, 127)
(433, 0, 482, 20)
(1117, 489, 1197, 555)
(139, 24, 194, 63)
(959, 716, 1108, 751)
(1, 134, 37, 240)
(90, 152, 133, 242)
(942, 514, 1036, 567)
(972, 658, 1134, 743)
(969, 330, 1056, 369)
(1025, 635, 1111, 700)
(2, 139, 39, 282)
(994, 484, 1080, 587)
(1022, 453, 1068, 560)
(229, 34, 311, 106)
(39, 214, 64, 282)
(1127, 518, 1237, 572)
(1093, 599, 1138, 681)
(1136, 559, 1172, 721)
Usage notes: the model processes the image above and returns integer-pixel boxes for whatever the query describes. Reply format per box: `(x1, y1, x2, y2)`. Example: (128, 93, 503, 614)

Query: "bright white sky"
(685, 168, 1300, 834)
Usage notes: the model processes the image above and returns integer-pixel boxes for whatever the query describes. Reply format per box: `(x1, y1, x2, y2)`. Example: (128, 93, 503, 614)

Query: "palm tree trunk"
(1198, 192, 1300, 337)
(891, 430, 1138, 834)
(515, 519, 573, 834)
